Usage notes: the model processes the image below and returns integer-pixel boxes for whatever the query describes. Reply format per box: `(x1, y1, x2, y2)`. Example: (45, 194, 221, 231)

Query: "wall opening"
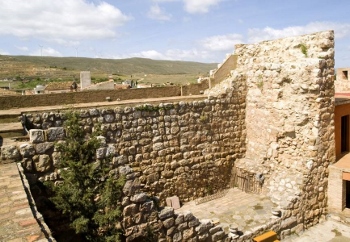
(341, 115, 349, 153)
(346, 180, 350, 208)
(343, 71, 349, 80)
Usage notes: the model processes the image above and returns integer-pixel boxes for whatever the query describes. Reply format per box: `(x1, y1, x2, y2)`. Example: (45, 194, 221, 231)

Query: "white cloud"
(183, 0, 222, 14)
(147, 4, 172, 21)
(31, 47, 62, 57)
(201, 34, 243, 51)
(0, 0, 131, 43)
(16, 46, 29, 52)
(248, 21, 350, 43)
(138, 50, 168, 59)
(165, 49, 210, 60)
(113, 48, 210, 61)
(0, 49, 10, 55)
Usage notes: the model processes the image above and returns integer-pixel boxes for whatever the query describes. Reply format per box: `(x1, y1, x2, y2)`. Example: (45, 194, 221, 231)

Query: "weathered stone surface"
(29, 129, 45, 143)
(162, 217, 174, 229)
(184, 211, 195, 221)
(188, 218, 200, 228)
(175, 214, 184, 225)
(173, 232, 182, 242)
(123, 180, 137, 196)
(195, 219, 213, 234)
(123, 204, 138, 217)
(33, 154, 51, 172)
(13, 30, 335, 242)
(35, 142, 54, 154)
(177, 222, 188, 231)
(183, 227, 194, 240)
(19, 144, 36, 158)
(212, 230, 225, 241)
(96, 147, 106, 159)
(22, 158, 34, 172)
(209, 225, 222, 235)
(1, 145, 21, 161)
(46, 127, 65, 141)
(159, 207, 174, 220)
(130, 193, 148, 203)
(281, 216, 297, 229)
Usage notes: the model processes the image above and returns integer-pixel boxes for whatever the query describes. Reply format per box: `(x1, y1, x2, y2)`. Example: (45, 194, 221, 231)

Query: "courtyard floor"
(175, 188, 278, 234)
(175, 188, 350, 241)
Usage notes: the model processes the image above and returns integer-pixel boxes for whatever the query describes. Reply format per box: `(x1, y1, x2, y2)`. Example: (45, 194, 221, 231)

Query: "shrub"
(46, 111, 125, 241)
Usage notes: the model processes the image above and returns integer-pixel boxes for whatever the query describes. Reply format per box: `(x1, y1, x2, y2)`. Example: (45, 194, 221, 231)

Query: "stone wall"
(0, 31, 336, 241)
(335, 67, 350, 92)
(211, 55, 238, 87)
(83, 80, 115, 90)
(207, 30, 335, 232)
(182, 80, 209, 96)
(1, 87, 246, 241)
(14, 90, 246, 202)
(0, 83, 208, 110)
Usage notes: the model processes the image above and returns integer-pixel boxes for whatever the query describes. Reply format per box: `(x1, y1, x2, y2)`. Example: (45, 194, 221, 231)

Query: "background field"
(0, 55, 217, 90)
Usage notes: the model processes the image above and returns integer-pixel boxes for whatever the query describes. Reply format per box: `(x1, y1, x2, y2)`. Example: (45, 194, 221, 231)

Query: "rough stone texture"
(17, 92, 246, 203)
(2, 31, 335, 241)
(1, 145, 21, 161)
(29, 129, 45, 143)
(335, 67, 350, 92)
(46, 127, 65, 142)
(207, 30, 335, 232)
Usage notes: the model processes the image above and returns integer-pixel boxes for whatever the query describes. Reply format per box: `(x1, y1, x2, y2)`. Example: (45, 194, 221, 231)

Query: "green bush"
(46, 111, 125, 241)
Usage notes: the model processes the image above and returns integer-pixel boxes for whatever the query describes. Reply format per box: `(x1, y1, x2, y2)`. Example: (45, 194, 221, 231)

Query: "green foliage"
(257, 74, 264, 90)
(16, 78, 70, 89)
(46, 111, 125, 241)
(199, 114, 209, 123)
(300, 43, 308, 57)
(257, 80, 264, 90)
(206, 184, 214, 195)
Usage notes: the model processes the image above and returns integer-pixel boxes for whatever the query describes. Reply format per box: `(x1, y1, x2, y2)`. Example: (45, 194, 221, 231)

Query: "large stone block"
(1, 145, 21, 161)
(33, 154, 52, 172)
(19, 143, 36, 158)
(159, 207, 174, 220)
(46, 127, 65, 142)
(30, 129, 45, 143)
(35, 142, 54, 154)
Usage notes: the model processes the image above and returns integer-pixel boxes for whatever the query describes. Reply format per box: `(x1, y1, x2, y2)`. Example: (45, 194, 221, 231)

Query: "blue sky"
(0, 0, 349, 67)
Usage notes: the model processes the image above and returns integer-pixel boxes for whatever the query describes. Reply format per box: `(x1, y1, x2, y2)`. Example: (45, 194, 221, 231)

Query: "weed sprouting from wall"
(300, 43, 308, 57)
(257, 74, 264, 90)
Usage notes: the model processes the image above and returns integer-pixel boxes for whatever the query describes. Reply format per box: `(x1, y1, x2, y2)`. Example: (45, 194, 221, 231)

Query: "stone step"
(0, 122, 24, 138)
(0, 113, 20, 124)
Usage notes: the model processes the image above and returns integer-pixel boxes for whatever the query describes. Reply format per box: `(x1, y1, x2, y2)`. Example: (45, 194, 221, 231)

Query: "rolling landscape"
(0, 55, 217, 90)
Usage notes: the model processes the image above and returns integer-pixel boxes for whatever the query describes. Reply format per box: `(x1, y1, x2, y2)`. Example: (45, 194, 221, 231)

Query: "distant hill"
(0, 55, 217, 81)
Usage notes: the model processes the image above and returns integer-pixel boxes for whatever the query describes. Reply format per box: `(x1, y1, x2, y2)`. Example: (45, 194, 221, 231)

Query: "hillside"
(0, 55, 217, 81)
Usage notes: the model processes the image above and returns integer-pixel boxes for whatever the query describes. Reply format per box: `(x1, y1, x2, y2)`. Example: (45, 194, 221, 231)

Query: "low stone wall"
(334, 80, 350, 93)
(182, 80, 209, 96)
(0, 82, 208, 110)
(0, 89, 249, 241)
(211, 55, 238, 87)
